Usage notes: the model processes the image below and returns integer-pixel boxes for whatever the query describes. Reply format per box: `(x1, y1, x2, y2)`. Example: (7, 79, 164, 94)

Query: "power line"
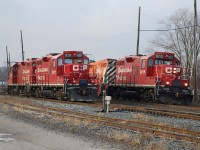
(140, 25, 200, 32)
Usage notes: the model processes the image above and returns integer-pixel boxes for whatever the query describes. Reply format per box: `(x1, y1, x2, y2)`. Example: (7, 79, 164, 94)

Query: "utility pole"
(6, 46, 10, 78)
(193, 0, 198, 103)
(136, 6, 141, 56)
(20, 30, 25, 61)
(6, 46, 9, 69)
(9, 53, 11, 67)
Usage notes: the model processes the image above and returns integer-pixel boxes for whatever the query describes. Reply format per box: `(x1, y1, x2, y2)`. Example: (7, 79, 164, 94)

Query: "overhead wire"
(140, 25, 200, 32)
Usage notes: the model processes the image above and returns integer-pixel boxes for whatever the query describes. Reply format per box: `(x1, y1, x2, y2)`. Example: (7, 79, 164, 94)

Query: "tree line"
(0, 67, 8, 82)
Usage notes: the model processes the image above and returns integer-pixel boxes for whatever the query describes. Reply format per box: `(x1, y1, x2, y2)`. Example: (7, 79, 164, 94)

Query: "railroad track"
(0, 98, 200, 143)
(112, 105, 200, 121)
(2, 95, 200, 121)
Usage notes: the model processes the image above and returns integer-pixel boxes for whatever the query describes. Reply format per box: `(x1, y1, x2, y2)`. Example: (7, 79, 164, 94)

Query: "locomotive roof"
(46, 53, 61, 56)
(51, 53, 62, 59)
(125, 52, 174, 60)
(92, 58, 116, 62)
(122, 54, 147, 59)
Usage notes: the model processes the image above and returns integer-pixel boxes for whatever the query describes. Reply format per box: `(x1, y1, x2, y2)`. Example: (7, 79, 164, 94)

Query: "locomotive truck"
(7, 50, 97, 101)
(90, 52, 193, 105)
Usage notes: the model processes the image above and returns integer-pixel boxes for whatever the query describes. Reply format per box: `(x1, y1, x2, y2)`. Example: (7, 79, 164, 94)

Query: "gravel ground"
(33, 99, 200, 132)
(1, 96, 200, 149)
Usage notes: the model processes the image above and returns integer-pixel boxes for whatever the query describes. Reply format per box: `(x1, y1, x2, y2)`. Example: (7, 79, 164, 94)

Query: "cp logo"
(73, 65, 87, 71)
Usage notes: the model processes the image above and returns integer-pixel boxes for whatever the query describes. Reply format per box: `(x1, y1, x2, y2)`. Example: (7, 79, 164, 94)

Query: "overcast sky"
(0, 0, 199, 66)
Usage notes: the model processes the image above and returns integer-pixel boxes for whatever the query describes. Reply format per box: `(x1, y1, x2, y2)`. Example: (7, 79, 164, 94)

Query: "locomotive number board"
(155, 54, 174, 60)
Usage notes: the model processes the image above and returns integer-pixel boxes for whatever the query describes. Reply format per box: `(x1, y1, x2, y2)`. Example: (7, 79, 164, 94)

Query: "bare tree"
(0, 67, 8, 81)
(151, 9, 200, 78)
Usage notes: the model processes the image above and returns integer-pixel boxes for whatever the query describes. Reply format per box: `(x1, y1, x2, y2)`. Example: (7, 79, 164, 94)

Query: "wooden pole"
(136, 6, 141, 56)
(193, 0, 198, 103)
(20, 30, 25, 61)
(6, 46, 9, 69)
(9, 53, 11, 67)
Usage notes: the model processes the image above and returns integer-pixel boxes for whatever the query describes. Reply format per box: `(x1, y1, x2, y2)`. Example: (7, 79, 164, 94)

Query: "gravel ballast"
(1, 96, 200, 150)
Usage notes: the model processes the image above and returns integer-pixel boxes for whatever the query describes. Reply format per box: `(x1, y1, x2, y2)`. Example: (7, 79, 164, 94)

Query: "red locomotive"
(90, 52, 193, 104)
(7, 50, 97, 101)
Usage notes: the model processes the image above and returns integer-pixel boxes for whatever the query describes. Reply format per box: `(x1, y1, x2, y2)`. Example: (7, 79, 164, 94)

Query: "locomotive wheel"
(170, 95, 192, 105)
(170, 99, 180, 105)
(66, 92, 72, 101)
(35, 89, 42, 98)
(57, 96, 62, 100)
(142, 90, 155, 102)
(182, 96, 193, 105)
(158, 94, 171, 103)
(54, 91, 61, 100)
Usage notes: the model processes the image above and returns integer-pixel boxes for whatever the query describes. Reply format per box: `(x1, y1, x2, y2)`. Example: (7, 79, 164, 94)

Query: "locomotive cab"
(149, 52, 192, 104)
(7, 63, 19, 95)
(61, 51, 97, 101)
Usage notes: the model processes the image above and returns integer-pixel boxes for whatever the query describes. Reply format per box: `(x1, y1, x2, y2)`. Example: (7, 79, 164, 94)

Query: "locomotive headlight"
(184, 83, 188, 86)
(73, 80, 76, 83)
(173, 68, 176, 73)
(166, 81, 169, 85)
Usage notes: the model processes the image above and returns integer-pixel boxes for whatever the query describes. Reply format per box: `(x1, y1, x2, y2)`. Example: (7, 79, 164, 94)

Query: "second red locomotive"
(90, 52, 193, 104)
(7, 50, 97, 101)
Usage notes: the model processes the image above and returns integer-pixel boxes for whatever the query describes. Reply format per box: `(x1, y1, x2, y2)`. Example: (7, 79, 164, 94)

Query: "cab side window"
(52, 60, 56, 67)
(84, 59, 89, 64)
(148, 59, 153, 67)
(58, 58, 63, 66)
(141, 60, 146, 69)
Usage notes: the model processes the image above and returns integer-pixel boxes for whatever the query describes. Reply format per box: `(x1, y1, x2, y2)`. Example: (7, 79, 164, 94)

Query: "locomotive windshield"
(64, 58, 89, 64)
(155, 60, 173, 65)
(84, 59, 89, 64)
(65, 59, 72, 64)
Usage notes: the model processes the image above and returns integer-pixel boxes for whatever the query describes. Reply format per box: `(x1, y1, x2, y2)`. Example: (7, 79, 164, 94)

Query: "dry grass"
(108, 131, 169, 149)
(183, 141, 200, 150)
(132, 113, 172, 127)
(49, 112, 97, 129)
(2, 104, 9, 111)
(112, 131, 131, 143)
(144, 140, 168, 150)
(132, 113, 154, 122)
(108, 131, 153, 149)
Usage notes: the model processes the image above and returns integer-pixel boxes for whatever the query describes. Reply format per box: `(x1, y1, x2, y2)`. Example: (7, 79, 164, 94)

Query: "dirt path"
(0, 112, 118, 150)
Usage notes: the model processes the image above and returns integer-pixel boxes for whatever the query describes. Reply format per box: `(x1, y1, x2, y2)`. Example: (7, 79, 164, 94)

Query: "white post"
(105, 96, 112, 113)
